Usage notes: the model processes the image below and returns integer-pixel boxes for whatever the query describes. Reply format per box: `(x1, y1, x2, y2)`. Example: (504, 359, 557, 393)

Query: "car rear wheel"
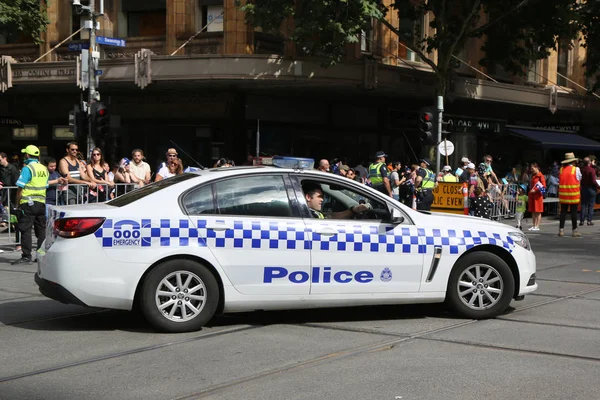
(140, 259, 219, 333)
(446, 252, 515, 319)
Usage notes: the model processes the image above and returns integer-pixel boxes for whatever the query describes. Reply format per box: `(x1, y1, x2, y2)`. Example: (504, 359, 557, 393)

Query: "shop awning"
(508, 128, 600, 151)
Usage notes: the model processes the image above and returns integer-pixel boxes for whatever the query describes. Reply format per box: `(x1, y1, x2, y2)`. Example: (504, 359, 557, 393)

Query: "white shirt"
(129, 161, 151, 182)
(157, 166, 175, 179)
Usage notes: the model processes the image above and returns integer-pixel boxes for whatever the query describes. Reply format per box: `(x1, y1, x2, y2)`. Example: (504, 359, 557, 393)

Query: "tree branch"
(444, 0, 481, 71)
(467, 0, 533, 37)
(380, 17, 438, 73)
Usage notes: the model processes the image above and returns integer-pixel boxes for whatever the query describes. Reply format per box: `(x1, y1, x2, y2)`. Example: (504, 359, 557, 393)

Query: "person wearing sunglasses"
(86, 148, 114, 203)
(58, 141, 96, 205)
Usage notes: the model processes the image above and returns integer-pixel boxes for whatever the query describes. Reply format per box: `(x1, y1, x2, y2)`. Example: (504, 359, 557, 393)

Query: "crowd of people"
(1, 143, 598, 264)
(311, 151, 600, 233)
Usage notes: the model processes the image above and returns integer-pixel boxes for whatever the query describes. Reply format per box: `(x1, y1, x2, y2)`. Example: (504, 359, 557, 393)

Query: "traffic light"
(68, 105, 86, 139)
(418, 107, 437, 145)
(92, 102, 109, 140)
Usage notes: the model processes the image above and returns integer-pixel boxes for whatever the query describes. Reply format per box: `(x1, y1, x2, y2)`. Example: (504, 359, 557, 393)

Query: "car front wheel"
(140, 259, 219, 333)
(446, 252, 515, 319)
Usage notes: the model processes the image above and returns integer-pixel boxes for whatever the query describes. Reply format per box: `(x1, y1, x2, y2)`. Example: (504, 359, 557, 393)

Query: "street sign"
(68, 43, 90, 51)
(96, 36, 126, 47)
(438, 140, 455, 156)
(95, 70, 103, 76)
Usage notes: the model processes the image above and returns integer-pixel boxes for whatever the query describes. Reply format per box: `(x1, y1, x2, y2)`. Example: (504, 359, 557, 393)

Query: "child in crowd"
(470, 187, 493, 219)
(515, 185, 528, 230)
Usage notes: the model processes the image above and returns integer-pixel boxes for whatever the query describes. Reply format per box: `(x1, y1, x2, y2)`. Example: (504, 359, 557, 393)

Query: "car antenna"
(169, 139, 206, 169)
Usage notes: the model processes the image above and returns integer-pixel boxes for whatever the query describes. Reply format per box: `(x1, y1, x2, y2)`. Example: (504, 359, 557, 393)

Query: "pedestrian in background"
(558, 152, 582, 238)
(527, 162, 546, 231)
(515, 185, 528, 230)
(579, 157, 599, 226)
(470, 187, 493, 219)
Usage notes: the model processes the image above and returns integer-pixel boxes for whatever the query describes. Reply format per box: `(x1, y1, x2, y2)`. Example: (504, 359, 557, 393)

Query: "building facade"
(1, 0, 599, 172)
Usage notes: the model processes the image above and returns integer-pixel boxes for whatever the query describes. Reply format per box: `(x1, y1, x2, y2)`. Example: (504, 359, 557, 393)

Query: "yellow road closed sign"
(432, 183, 465, 214)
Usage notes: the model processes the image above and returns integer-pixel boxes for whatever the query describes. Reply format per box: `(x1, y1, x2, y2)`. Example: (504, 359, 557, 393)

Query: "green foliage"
(0, 0, 50, 44)
(480, 0, 580, 78)
(242, 0, 587, 96)
(242, 0, 383, 65)
(579, 0, 600, 91)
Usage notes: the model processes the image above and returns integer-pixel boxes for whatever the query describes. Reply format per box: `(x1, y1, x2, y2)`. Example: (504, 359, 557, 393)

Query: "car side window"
(301, 178, 391, 221)
(182, 185, 216, 215)
(215, 175, 293, 217)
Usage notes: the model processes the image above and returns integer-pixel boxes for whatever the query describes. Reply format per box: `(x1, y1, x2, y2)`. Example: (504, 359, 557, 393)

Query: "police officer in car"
(303, 182, 370, 219)
(415, 158, 437, 211)
(12, 145, 49, 265)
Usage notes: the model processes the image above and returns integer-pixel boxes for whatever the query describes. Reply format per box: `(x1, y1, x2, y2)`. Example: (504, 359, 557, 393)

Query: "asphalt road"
(0, 216, 599, 400)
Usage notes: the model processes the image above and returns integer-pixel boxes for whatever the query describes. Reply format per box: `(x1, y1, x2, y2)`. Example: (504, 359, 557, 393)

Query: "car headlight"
(509, 231, 531, 251)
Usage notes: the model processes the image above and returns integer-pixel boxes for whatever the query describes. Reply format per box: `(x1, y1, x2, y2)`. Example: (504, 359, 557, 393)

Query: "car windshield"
(107, 173, 198, 207)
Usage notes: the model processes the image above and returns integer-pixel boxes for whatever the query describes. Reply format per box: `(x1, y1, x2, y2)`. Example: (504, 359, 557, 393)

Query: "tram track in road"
(0, 324, 261, 384)
(168, 285, 600, 400)
(1, 279, 599, 392)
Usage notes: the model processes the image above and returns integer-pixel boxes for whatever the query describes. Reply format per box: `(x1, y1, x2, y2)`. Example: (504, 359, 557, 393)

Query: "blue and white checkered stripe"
(94, 218, 514, 253)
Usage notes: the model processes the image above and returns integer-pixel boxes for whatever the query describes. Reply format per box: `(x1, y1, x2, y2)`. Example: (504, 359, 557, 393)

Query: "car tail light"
(54, 217, 106, 238)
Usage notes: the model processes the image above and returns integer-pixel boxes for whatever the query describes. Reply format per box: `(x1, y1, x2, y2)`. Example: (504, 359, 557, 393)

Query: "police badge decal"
(380, 267, 392, 282)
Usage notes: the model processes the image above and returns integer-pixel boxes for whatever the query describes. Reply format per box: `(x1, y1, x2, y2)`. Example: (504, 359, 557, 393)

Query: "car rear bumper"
(34, 272, 88, 307)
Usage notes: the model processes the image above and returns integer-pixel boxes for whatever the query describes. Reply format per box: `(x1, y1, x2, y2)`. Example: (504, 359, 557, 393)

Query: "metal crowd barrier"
(0, 183, 137, 247)
(488, 183, 519, 220)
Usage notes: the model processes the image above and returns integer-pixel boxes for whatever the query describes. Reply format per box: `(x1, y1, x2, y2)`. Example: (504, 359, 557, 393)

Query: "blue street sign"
(96, 36, 126, 47)
(95, 70, 103, 76)
(68, 43, 90, 51)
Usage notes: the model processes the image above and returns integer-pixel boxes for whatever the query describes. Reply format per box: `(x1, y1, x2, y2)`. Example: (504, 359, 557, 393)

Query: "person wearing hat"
(12, 145, 49, 265)
(415, 158, 437, 210)
(558, 152, 582, 237)
(368, 151, 392, 197)
(338, 164, 350, 177)
(439, 165, 458, 182)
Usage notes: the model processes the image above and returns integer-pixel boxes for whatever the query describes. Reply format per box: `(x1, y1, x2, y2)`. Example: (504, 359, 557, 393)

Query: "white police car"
(36, 159, 537, 332)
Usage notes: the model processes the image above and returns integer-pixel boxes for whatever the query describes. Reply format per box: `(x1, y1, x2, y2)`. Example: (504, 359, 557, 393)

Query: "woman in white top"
(156, 158, 183, 181)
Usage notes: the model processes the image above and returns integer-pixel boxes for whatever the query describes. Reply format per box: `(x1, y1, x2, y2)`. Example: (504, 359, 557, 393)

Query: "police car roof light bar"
(271, 156, 315, 169)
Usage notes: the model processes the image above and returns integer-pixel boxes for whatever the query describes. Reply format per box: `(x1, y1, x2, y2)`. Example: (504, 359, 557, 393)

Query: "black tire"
(446, 252, 515, 319)
(140, 259, 219, 333)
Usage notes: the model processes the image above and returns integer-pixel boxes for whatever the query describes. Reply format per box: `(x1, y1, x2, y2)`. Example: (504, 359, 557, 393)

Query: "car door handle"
(314, 227, 338, 236)
(206, 223, 232, 231)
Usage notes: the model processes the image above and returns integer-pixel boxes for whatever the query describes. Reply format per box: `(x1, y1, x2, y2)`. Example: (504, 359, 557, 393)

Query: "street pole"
(87, 1, 96, 158)
(436, 95, 444, 175)
(255, 119, 260, 165)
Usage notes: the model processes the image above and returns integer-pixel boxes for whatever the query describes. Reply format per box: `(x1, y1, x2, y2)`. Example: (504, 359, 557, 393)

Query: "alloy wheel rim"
(155, 271, 207, 322)
(457, 263, 504, 310)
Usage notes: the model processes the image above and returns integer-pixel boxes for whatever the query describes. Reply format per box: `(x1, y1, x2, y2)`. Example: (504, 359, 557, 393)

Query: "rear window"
(107, 174, 198, 207)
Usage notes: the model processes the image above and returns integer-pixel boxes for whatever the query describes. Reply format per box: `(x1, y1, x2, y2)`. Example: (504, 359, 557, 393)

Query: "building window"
(557, 40, 570, 87)
(122, 0, 167, 37)
(360, 24, 373, 53)
(398, 12, 423, 62)
(53, 126, 75, 140)
(197, 0, 224, 32)
(13, 125, 38, 140)
(527, 60, 541, 83)
(128, 11, 167, 37)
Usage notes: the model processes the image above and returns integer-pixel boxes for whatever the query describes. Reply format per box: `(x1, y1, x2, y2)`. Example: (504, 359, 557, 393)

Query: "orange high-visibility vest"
(558, 165, 580, 204)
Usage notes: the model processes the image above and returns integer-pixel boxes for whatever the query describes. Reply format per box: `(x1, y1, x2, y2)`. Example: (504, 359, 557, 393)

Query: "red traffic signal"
(418, 107, 436, 145)
(94, 102, 109, 136)
(419, 112, 433, 133)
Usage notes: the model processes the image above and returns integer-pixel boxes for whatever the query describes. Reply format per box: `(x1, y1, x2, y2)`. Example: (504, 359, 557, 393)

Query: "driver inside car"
(302, 182, 371, 219)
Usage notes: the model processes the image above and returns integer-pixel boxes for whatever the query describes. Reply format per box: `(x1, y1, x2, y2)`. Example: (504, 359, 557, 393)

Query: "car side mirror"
(390, 208, 404, 224)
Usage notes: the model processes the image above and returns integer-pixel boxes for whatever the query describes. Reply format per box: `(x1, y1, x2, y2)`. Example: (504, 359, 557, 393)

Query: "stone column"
(167, 0, 195, 55)
(40, 0, 60, 61)
(224, 0, 254, 55)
